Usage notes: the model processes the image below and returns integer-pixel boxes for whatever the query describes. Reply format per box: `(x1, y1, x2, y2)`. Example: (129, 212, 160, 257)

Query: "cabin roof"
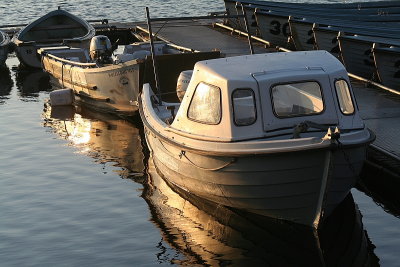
(195, 51, 345, 81)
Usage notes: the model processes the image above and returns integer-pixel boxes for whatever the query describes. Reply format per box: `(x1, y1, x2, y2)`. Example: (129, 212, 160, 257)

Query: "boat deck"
(128, 21, 400, 173)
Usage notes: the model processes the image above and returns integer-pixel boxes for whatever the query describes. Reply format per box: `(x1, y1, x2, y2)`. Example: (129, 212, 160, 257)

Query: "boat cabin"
(170, 51, 364, 141)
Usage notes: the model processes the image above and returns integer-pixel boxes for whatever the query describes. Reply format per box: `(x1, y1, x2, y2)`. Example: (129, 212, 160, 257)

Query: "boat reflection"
(42, 103, 145, 180)
(0, 67, 13, 104)
(14, 67, 51, 100)
(145, 158, 380, 266)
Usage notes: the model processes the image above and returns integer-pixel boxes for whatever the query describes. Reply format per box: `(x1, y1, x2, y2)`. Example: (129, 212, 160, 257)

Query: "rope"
(179, 150, 236, 171)
(157, 137, 236, 171)
(336, 139, 358, 177)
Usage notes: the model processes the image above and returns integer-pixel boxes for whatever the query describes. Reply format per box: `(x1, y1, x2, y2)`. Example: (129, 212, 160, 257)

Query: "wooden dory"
(13, 8, 95, 68)
(39, 39, 220, 117)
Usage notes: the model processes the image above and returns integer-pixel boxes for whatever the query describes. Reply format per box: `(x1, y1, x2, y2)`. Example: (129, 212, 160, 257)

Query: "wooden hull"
(42, 55, 141, 116)
(13, 9, 95, 68)
(145, 129, 367, 227)
(16, 40, 91, 69)
(373, 44, 400, 90)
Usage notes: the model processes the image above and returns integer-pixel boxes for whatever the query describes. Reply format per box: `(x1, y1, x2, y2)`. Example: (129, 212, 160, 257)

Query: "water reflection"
(358, 160, 400, 218)
(14, 67, 51, 100)
(0, 67, 13, 104)
(40, 89, 380, 266)
(42, 103, 145, 180)
(144, 159, 379, 266)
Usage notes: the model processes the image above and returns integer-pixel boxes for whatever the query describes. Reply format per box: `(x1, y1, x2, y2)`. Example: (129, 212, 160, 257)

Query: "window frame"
(270, 80, 326, 119)
(231, 88, 257, 126)
(187, 82, 222, 125)
(334, 78, 355, 116)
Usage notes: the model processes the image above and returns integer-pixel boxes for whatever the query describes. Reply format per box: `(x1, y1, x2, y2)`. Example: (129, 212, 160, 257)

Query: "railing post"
(145, 7, 163, 104)
(241, 4, 254, 55)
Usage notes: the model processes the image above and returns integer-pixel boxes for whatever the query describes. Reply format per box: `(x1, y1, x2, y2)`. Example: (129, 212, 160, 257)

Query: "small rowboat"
(39, 35, 220, 117)
(338, 33, 400, 79)
(313, 23, 400, 58)
(373, 43, 400, 90)
(13, 8, 95, 68)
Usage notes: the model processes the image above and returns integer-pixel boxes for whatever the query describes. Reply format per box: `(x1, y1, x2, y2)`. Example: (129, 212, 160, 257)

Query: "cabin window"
(335, 79, 355, 115)
(188, 82, 221, 124)
(271, 81, 324, 117)
(232, 89, 256, 126)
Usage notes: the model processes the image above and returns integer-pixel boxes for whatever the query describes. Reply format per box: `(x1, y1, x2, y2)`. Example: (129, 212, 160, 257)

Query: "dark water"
(1, 1, 400, 266)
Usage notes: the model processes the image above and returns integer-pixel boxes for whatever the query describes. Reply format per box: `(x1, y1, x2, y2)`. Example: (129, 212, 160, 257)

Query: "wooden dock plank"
(135, 22, 269, 56)
(352, 81, 400, 161)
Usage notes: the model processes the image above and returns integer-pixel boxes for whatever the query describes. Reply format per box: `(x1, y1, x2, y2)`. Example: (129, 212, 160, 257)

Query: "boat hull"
(42, 55, 141, 116)
(146, 154, 377, 266)
(289, 19, 316, 51)
(373, 44, 400, 90)
(313, 27, 341, 58)
(13, 9, 95, 68)
(338, 35, 378, 79)
(145, 129, 367, 227)
(16, 40, 91, 69)
(255, 11, 292, 48)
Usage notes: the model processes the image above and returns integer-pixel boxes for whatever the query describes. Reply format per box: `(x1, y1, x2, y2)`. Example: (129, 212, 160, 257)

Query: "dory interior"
(140, 50, 375, 227)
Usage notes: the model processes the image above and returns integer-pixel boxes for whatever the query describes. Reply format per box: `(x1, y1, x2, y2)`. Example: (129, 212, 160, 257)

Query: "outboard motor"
(176, 70, 193, 102)
(90, 35, 113, 64)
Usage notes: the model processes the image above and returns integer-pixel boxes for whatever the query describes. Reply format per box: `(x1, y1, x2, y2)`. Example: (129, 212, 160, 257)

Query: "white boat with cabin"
(140, 50, 375, 227)
(13, 8, 95, 68)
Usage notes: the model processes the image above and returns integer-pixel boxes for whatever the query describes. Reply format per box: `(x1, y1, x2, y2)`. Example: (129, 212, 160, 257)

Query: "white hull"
(41, 54, 141, 116)
(146, 128, 368, 227)
(147, 155, 376, 265)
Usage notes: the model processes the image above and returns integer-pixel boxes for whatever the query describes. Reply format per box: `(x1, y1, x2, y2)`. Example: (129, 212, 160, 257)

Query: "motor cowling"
(176, 70, 193, 102)
(90, 35, 112, 62)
